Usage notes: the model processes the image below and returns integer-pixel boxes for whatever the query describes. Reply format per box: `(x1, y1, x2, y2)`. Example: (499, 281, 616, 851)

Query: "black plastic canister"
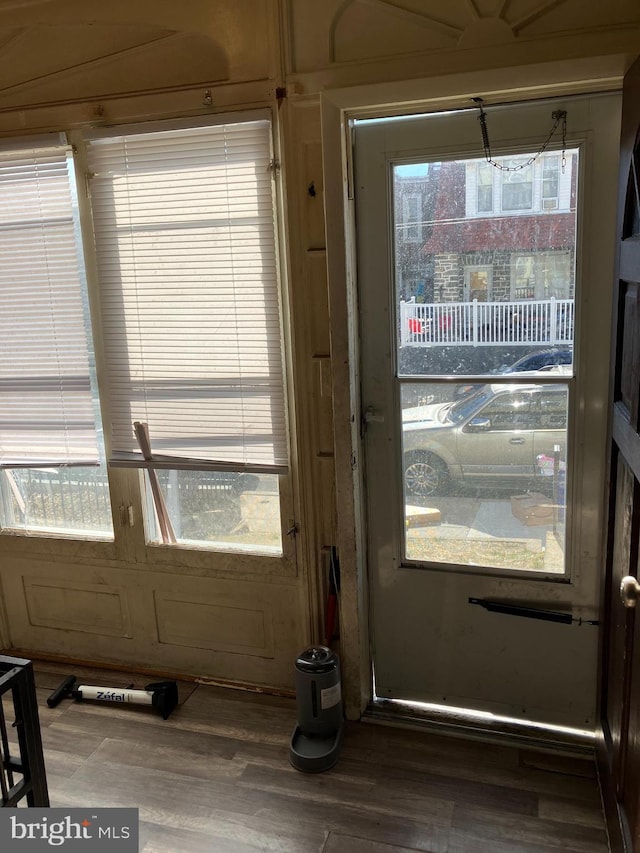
(294, 645, 343, 737)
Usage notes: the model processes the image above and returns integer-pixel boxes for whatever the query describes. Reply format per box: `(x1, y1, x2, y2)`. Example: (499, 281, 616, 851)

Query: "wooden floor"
(9, 661, 609, 852)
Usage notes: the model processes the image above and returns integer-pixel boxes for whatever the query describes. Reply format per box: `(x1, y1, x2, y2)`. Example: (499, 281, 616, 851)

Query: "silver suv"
(402, 383, 567, 497)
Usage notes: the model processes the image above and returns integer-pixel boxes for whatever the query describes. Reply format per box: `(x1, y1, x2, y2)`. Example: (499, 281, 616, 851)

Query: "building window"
(501, 159, 533, 211)
(477, 162, 493, 213)
(542, 155, 560, 209)
(0, 115, 288, 555)
(465, 151, 573, 218)
(0, 139, 112, 538)
(511, 252, 572, 300)
(402, 193, 422, 242)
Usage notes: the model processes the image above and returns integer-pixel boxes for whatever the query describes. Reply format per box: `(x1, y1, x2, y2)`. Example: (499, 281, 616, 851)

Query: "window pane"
(0, 148, 99, 468)
(542, 155, 560, 199)
(512, 252, 572, 301)
(0, 144, 113, 539)
(502, 160, 533, 210)
(541, 252, 572, 299)
(145, 470, 282, 554)
(513, 255, 536, 299)
(0, 464, 113, 538)
(477, 162, 493, 212)
(466, 268, 491, 302)
(403, 193, 422, 242)
(401, 382, 567, 573)
(87, 120, 287, 474)
(394, 149, 578, 377)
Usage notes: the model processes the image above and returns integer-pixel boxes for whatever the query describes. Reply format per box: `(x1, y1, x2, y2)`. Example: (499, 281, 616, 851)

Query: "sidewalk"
(406, 495, 564, 573)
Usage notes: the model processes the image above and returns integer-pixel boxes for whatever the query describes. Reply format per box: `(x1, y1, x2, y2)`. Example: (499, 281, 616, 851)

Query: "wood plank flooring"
(4, 661, 608, 852)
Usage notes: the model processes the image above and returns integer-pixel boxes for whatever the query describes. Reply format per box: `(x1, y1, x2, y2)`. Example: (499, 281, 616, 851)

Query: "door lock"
(620, 576, 640, 609)
(363, 407, 384, 424)
(361, 406, 385, 437)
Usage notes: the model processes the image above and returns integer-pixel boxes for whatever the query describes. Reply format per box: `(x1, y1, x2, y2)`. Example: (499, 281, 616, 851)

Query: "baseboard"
(0, 647, 295, 700)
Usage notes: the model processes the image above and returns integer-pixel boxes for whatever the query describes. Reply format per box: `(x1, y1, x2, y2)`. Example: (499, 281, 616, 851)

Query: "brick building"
(395, 151, 578, 307)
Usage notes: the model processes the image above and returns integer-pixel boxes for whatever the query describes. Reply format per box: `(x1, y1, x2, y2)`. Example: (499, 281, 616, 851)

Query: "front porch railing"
(400, 297, 574, 347)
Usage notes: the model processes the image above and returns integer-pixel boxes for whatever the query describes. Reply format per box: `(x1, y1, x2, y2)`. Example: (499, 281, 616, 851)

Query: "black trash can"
(289, 645, 344, 772)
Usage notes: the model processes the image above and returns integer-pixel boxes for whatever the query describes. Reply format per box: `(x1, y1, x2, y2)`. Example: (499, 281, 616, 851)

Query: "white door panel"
(357, 93, 620, 726)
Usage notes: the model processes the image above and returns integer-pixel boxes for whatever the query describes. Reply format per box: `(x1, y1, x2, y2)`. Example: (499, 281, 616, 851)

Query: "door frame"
(321, 56, 627, 722)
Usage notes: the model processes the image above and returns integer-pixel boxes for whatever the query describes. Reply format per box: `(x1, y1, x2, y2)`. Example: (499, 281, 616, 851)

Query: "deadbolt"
(620, 576, 640, 609)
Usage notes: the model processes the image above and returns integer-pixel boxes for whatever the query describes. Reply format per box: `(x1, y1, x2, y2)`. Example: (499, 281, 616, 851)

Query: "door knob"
(620, 576, 640, 609)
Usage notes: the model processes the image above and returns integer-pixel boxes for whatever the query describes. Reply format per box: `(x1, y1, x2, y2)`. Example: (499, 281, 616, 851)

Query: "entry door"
(600, 58, 640, 850)
(357, 94, 621, 727)
(465, 267, 491, 302)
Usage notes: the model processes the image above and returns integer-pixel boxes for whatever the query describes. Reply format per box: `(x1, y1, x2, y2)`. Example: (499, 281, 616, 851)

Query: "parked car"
(499, 347, 573, 374)
(453, 347, 573, 400)
(403, 382, 568, 497)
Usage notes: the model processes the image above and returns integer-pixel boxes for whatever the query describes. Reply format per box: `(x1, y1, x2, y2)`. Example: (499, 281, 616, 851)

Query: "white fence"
(399, 298, 574, 347)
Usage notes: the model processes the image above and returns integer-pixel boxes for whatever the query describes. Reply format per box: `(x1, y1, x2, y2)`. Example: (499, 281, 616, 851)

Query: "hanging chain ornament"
(471, 97, 568, 174)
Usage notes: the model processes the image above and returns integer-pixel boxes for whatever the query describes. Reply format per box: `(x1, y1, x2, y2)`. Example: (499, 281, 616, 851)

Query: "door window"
(393, 146, 578, 574)
(465, 266, 492, 302)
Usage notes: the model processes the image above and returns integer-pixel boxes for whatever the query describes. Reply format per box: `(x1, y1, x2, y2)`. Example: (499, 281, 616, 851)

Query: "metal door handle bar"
(468, 597, 599, 625)
(620, 576, 640, 608)
(509, 437, 525, 444)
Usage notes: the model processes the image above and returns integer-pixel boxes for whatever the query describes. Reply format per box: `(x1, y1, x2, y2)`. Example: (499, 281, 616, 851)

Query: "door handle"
(509, 437, 525, 444)
(620, 576, 640, 609)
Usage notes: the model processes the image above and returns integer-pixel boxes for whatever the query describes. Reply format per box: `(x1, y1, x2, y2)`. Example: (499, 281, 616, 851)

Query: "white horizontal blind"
(0, 147, 98, 468)
(87, 119, 288, 472)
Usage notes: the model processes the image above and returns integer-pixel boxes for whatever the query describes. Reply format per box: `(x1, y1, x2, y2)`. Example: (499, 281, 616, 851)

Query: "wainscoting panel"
(153, 590, 275, 658)
(0, 558, 301, 690)
(23, 577, 131, 639)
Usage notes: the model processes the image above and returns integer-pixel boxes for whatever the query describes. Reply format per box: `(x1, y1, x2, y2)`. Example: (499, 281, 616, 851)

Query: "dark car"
(500, 347, 573, 374)
(454, 347, 573, 400)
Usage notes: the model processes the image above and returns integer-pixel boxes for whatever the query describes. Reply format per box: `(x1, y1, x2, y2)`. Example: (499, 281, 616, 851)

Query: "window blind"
(87, 118, 288, 473)
(0, 146, 99, 468)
